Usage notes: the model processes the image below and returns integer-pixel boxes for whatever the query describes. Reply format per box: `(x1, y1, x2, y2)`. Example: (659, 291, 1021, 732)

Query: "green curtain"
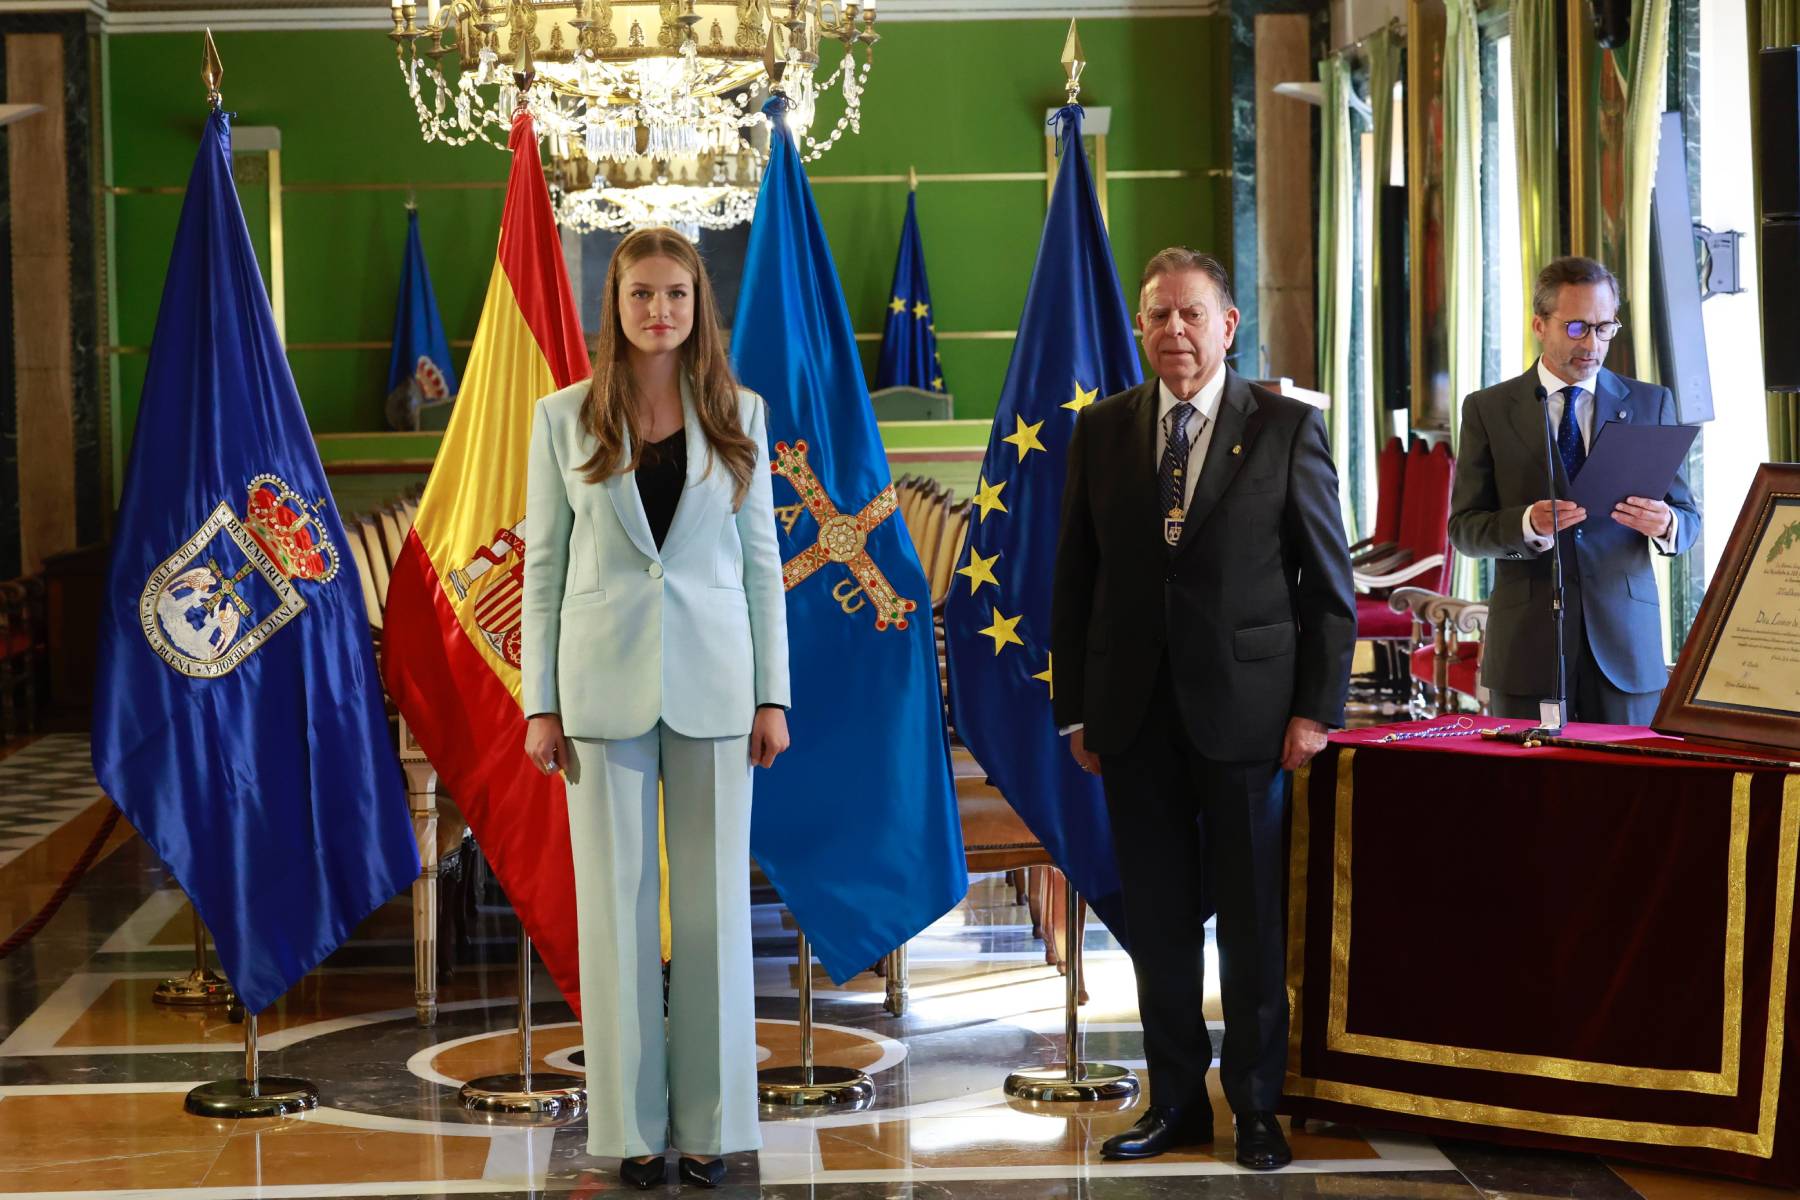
(1624, 0, 1672, 379)
(1511, 0, 1561, 370)
(1758, 0, 1800, 459)
(1368, 26, 1403, 446)
(1444, 0, 1484, 595)
(1317, 53, 1358, 537)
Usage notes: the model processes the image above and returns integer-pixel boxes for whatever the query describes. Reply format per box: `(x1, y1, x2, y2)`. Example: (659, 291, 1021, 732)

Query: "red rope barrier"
(0, 805, 123, 960)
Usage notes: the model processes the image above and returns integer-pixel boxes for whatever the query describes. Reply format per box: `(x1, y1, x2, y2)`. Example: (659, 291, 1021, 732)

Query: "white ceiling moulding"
(63, 0, 1221, 35)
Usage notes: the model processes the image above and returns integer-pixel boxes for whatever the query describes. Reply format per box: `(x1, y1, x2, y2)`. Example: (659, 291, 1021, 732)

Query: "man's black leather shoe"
(1233, 1111, 1292, 1170)
(1099, 1104, 1216, 1159)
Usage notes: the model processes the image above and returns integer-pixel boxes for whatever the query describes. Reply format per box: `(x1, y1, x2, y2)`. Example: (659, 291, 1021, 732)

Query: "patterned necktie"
(1159, 401, 1194, 527)
(1557, 386, 1587, 480)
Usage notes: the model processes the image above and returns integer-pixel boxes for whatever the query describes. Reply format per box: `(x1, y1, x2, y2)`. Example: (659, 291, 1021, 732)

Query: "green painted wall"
(105, 18, 1230, 470)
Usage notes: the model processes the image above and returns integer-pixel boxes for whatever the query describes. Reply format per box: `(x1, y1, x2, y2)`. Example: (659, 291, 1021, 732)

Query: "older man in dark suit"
(1449, 255, 1700, 724)
(1051, 248, 1356, 1171)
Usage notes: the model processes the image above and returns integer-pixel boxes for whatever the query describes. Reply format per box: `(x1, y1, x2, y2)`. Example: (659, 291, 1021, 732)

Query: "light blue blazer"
(521, 378, 791, 741)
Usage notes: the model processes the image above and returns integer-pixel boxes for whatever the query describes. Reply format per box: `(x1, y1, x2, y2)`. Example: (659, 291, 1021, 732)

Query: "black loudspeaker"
(1379, 184, 1410, 411)
(1590, 0, 1630, 50)
(1765, 221, 1800, 392)
(1763, 47, 1800, 220)
(1649, 112, 1713, 421)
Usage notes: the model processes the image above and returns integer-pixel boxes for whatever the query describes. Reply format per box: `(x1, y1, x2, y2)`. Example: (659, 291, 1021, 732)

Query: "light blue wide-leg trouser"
(564, 723, 760, 1158)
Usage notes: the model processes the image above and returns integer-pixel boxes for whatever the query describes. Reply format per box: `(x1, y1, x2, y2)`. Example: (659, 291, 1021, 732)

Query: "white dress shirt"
(1521, 359, 1676, 553)
(1157, 366, 1228, 513)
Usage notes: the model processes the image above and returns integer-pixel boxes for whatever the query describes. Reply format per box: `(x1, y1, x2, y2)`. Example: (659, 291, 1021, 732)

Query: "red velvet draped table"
(1282, 717, 1800, 1185)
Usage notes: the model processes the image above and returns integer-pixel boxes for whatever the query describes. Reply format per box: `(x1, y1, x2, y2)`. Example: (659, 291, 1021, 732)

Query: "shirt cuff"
(1652, 513, 1679, 555)
(1059, 723, 1085, 736)
(1521, 506, 1554, 553)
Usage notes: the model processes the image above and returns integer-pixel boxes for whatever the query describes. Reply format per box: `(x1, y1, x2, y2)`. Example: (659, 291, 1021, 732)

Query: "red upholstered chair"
(1390, 591, 1489, 717)
(1350, 436, 1407, 568)
(1355, 441, 1455, 596)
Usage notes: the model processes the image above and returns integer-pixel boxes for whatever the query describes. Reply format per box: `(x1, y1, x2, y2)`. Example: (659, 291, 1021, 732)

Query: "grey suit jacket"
(1447, 364, 1699, 696)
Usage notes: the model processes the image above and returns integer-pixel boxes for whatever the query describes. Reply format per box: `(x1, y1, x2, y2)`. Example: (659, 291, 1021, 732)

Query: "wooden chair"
(1350, 435, 1407, 567)
(0, 578, 42, 740)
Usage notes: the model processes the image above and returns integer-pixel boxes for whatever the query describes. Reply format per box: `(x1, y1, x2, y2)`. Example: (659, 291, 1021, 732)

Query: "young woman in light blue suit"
(521, 228, 790, 1191)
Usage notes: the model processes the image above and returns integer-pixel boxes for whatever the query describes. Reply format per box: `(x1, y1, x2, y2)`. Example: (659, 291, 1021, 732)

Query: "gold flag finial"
(202, 28, 224, 109)
(908, 164, 917, 192)
(1060, 20, 1084, 105)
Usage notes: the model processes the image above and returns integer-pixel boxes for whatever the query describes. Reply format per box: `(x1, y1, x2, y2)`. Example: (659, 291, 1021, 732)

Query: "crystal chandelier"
(551, 150, 761, 239)
(387, 0, 878, 166)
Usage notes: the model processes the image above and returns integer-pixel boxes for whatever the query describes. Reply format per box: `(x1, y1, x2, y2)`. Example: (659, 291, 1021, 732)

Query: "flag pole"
(756, 930, 874, 1108)
(184, 1008, 320, 1117)
(1003, 874, 1138, 1103)
(459, 930, 586, 1118)
(152, 900, 235, 1007)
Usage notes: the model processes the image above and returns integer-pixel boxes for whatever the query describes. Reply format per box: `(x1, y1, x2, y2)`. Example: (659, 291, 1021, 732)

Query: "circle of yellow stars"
(888, 294, 946, 393)
(959, 377, 1100, 699)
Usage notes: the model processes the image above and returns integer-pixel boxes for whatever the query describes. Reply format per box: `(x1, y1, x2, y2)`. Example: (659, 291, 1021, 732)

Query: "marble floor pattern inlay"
(0, 731, 1786, 1199)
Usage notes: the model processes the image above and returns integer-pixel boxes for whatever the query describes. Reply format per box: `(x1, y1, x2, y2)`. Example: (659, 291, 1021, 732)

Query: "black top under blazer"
(1050, 370, 1359, 763)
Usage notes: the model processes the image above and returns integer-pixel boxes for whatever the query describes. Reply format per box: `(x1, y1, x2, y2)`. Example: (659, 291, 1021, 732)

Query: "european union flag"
(91, 110, 419, 1016)
(943, 106, 1142, 937)
(731, 97, 967, 983)
(385, 206, 458, 427)
(874, 190, 946, 394)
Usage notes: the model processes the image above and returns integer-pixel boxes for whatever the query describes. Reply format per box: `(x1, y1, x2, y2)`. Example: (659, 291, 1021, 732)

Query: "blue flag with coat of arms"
(730, 96, 967, 983)
(91, 109, 419, 1016)
(942, 105, 1142, 939)
(874, 190, 947, 395)
(385, 206, 458, 428)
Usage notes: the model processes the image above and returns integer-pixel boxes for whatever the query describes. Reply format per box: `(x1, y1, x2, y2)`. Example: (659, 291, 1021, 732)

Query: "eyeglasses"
(1553, 318, 1623, 341)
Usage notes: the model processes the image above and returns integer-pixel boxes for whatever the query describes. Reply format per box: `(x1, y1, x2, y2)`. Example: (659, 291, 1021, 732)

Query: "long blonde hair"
(577, 227, 757, 508)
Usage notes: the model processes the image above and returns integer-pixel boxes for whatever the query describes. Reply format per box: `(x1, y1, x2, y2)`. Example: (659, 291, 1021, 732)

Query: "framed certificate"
(1654, 463, 1800, 752)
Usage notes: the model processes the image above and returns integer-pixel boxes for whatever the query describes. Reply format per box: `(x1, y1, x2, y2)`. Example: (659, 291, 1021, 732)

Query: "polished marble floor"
(0, 732, 1791, 1199)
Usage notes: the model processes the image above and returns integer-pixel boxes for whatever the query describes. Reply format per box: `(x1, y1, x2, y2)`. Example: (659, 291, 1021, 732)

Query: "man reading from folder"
(1448, 255, 1700, 725)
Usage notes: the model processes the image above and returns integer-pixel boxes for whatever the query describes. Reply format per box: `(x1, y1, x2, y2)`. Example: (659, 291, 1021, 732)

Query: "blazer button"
(648, 563, 665, 579)
(1165, 573, 1176, 584)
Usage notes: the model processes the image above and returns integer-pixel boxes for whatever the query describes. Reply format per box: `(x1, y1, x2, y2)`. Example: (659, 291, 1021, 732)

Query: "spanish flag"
(382, 111, 590, 1012)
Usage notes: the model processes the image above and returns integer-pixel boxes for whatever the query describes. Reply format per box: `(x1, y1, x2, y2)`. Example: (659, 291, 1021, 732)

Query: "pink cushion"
(1358, 597, 1411, 640)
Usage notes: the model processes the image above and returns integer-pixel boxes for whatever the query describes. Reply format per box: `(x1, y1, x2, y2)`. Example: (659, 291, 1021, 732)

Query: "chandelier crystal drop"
(551, 150, 760, 237)
(387, 0, 878, 167)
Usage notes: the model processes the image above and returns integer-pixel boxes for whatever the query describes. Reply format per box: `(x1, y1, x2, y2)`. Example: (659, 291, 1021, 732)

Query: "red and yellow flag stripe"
(382, 110, 590, 1013)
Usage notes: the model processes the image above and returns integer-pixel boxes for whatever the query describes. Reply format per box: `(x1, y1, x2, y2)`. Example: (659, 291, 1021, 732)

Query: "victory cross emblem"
(771, 440, 917, 631)
(139, 474, 340, 678)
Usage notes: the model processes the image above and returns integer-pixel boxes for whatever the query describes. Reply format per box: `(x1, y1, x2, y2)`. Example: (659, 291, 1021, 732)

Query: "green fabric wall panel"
(105, 17, 1230, 456)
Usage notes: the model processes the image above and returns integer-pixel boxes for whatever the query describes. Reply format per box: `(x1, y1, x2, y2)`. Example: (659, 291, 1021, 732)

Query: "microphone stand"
(1536, 384, 1567, 734)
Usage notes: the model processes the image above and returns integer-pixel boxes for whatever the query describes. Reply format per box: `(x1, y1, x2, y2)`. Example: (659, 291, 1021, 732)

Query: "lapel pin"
(1617, 410, 1627, 420)
(1231, 444, 1242, 455)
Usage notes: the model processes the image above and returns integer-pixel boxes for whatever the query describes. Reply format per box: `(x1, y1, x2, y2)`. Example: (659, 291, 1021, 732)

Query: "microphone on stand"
(1535, 383, 1568, 734)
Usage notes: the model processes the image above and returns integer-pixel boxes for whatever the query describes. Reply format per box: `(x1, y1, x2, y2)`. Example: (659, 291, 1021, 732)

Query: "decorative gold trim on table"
(1327, 769, 1749, 1094)
(1286, 764, 1799, 1157)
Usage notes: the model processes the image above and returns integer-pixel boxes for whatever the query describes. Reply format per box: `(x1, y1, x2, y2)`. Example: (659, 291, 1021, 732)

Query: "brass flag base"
(183, 1011, 319, 1118)
(757, 931, 874, 1111)
(757, 1065, 875, 1108)
(184, 1077, 318, 1119)
(458, 930, 587, 1122)
(154, 967, 235, 1008)
(155, 906, 235, 1008)
(1002, 877, 1138, 1107)
(458, 1073, 587, 1119)
(1003, 1063, 1138, 1104)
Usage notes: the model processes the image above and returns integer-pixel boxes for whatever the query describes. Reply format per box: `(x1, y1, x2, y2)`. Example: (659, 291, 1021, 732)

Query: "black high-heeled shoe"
(677, 1156, 727, 1188)
(618, 1155, 665, 1190)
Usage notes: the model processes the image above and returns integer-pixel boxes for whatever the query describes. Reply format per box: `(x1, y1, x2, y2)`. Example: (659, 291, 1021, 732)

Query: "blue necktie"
(1557, 386, 1586, 481)
(1159, 402, 1194, 529)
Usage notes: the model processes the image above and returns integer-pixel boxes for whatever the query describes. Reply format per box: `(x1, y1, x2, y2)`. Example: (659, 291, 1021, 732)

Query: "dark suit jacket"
(1447, 364, 1700, 696)
(1050, 370, 1358, 763)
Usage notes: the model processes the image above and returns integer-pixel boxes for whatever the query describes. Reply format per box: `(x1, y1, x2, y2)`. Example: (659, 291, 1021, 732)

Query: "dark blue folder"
(1568, 421, 1699, 514)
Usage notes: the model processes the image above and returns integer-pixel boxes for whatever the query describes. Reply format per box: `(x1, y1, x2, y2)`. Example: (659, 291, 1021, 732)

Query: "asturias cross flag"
(943, 105, 1143, 938)
(382, 110, 593, 1013)
(731, 96, 968, 983)
(874, 189, 947, 395)
(91, 109, 420, 1016)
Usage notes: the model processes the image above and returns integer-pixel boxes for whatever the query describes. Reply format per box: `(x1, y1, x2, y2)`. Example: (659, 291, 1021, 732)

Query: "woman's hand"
(750, 706, 790, 768)
(525, 714, 569, 776)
